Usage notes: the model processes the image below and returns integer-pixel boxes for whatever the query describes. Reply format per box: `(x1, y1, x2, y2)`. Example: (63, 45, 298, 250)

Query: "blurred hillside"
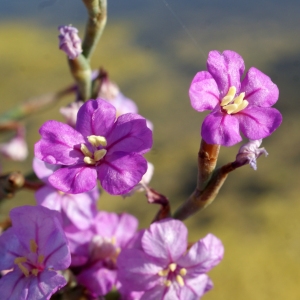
(1, 1, 300, 299)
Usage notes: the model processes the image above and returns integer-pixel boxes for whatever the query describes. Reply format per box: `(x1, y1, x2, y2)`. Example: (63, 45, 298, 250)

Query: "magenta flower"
(189, 50, 282, 146)
(117, 219, 224, 300)
(35, 98, 152, 195)
(66, 212, 138, 296)
(33, 158, 99, 230)
(0, 205, 71, 300)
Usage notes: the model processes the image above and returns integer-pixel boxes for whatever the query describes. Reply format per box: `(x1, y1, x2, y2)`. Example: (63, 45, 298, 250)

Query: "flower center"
(14, 239, 45, 277)
(220, 86, 249, 114)
(81, 135, 107, 165)
(157, 263, 187, 287)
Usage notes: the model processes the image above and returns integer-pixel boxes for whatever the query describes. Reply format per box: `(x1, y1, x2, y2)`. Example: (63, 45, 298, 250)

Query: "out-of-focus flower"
(58, 25, 82, 59)
(33, 158, 99, 230)
(189, 50, 282, 146)
(35, 99, 152, 195)
(60, 101, 84, 127)
(235, 139, 268, 170)
(66, 212, 138, 297)
(0, 205, 71, 300)
(0, 132, 28, 161)
(117, 219, 224, 300)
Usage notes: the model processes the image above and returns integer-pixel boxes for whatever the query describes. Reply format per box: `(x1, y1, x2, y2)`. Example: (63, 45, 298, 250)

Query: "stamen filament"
(179, 268, 187, 276)
(94, 149, 107, 161)
(158, 269, 169, 277)
(176, 275, 185, 287)
(221, 86, 236, 106)
(81, 144, 93, 158)
(88, 135, 107, 147)
(30, 240, 38, 253)
(84, 157, 96, 165)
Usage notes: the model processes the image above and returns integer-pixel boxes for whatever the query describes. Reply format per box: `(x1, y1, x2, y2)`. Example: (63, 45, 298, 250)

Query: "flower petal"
(178, 234, 224, 273)
(201, 111, 242, 146)
(0, 228, 24, 270)
(107, 113, 153, 154)
(10, 206, 71, 270)
(117, 249, 161, 291)
(236, 106, 282, 140)
(35, 186, 63, 211)
(48, 165, 97, 194)
(36, 120, 84, 165)
(207, 50, 245, 97)
(241, 67, 279, 107)
(27, 270, 67, 300)
(98, 152, 147, 195)
(142, 219, 188, 262)
(33, 158, 60, 183)
(180, 275, 212, 300)
(77, 262, 117, 296)
(189, 71, 220, 112)
(75, 98, 116, 137)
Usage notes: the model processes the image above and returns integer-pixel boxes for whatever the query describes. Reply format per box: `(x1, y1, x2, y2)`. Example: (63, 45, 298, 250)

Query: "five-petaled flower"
(0, 205, 71, 300)
(35, 98, 153, 195)
(117, 219, 224, 300)
(189, 50, 282, 146)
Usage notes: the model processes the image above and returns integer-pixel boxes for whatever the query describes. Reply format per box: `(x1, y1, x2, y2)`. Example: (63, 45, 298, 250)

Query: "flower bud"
(58, 25, 82, 59)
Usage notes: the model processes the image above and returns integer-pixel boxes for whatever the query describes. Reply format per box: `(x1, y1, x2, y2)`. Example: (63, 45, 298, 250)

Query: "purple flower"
(189, 50, 282, 146)
(0, 205, 71, 300)
(33, 158, 99, 230)
(58, 25, 82, 60)
(66, 212, 138, 296)
(117, 219, 224, 300)
(35, 98, 153, 195)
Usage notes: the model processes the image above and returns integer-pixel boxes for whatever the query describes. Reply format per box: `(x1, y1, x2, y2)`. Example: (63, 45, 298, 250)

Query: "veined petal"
(207, 50, 245, 97)
(241, 67, 279, 107)
(27, 270, 67, 300)
(236, 106, 282, 140)
(36, 120, 84, 165)
(180, 275, 211, 300)
(48, 165, 97, 194)
(33, 158, 60, 183)
(142, 219, 188, 262)
(0, 270, 28, 300)
(10, 206, 71, 270)
(189, 71, 220, 112)
(0, 228, 25, 270)
(141, 285, 170, 300)
(177, 234, 224, 273)
(201, 111, 242, 146)
(117, 249, 162, 291)
(76, 98, 116, 137)
(98, 152, 147, 195)
(106, 114, 153, 154)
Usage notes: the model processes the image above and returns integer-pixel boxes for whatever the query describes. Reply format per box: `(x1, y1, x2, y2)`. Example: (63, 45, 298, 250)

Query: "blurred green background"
(1, 0, 300, 299)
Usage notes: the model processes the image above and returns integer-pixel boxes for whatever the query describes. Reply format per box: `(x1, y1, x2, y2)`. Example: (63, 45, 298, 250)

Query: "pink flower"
(189, 50, 282, 146)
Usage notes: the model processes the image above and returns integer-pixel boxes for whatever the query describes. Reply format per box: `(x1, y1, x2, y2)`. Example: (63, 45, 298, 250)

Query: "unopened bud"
(58, 25, 82, 60)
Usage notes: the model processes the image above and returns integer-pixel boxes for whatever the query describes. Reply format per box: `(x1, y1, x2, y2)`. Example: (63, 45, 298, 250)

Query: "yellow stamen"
(179, 268, 187, 276)
(14, 257, 27, 264)
(230, 100, 249, 114)
(84, 156, 96, 165)
(30, 240, 38, 253)
(87, 135, 107, 147)
(38, 255, 44, 264)
(164, 280, 172, 287)
(94, 149, 107, 161)
(158, 269, 169, 277)
(176, 275, 185, 287)
(31, 269, 39, 276)
(111, 236, 116, 245)
(223, 103, 238, 114)
(14, 257, 29, 277)
(169, 263, 177, 272)
(81, 144, 93, 158)
(220, 86, 236, 106)
(232, 92, 245, 106)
